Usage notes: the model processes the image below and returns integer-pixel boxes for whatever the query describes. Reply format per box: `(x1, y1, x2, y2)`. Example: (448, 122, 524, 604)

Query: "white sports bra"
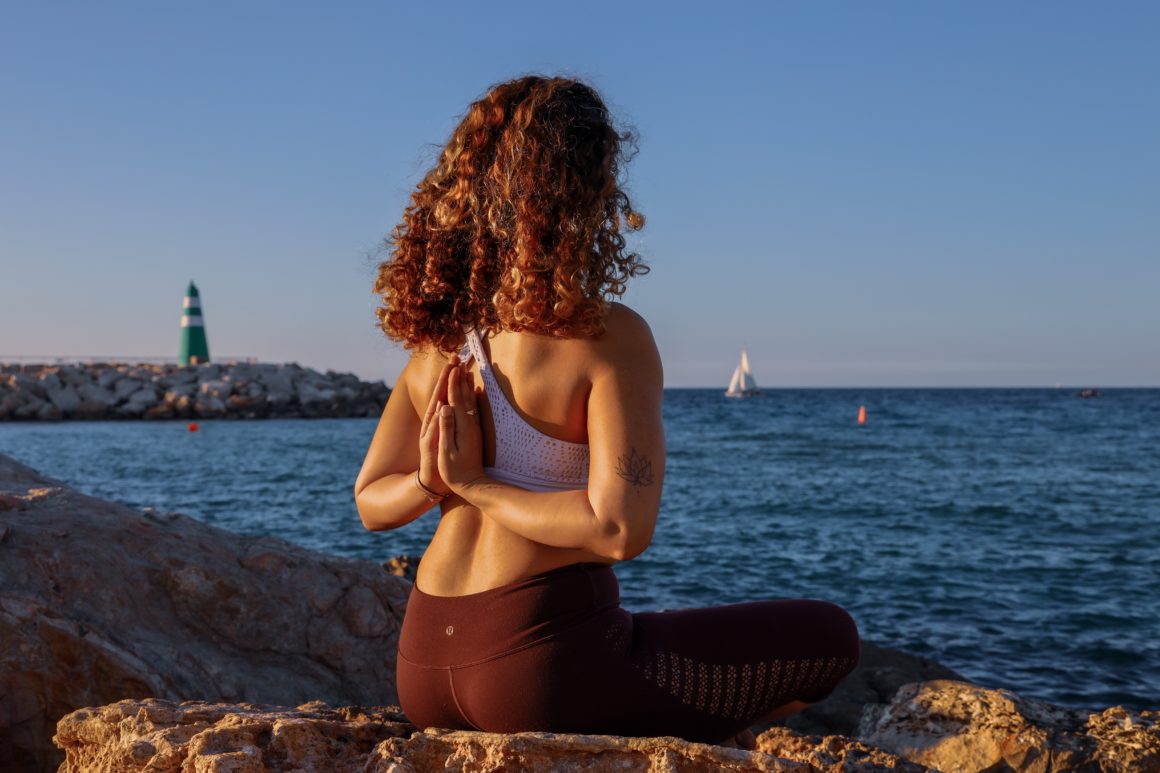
(459, 328, 590, 492)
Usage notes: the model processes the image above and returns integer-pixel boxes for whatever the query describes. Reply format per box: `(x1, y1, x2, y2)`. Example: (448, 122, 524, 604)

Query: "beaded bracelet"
(414, 470, 451, 503)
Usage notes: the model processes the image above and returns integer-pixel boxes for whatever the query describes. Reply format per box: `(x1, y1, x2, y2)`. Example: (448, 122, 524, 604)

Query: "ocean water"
(2, 388, 1157, 712)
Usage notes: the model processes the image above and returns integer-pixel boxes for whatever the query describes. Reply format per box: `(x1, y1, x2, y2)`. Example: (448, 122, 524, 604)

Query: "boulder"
(859, 680, 1159, 773)
(56, 366, 90, 388)
(298, 381, 337, 404)
(194, 363, 222, 382)
(383, 555, 421, 583)
(115, 399, 149, 416)
(95, 368, 121, 389)
(262, 370, 296, 406)
(0, 391, 21, 419)
(13, 394, 47, 419)
(163, 383, 198, 401)
(44, 384, 82, 414)
(162, 368, 199, 386)
(37, 372, 63, 392)
(125, 385, 158, 405)
(9, 373, 46, 398)
(199, 379, 233, 399)
(112, 378, 144, 401)
(0, 452, 410, 773)
(76, 383, 117, 408)
(144, 403, 177, 420)
(35, 401, 61, 420)
(193, 395, 227, 416)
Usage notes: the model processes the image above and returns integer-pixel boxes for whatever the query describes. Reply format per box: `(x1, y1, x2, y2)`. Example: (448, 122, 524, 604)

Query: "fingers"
(438, 403, 456, 454)
(446, 361, 479, 418)
(459, 367, 478, 421)
(447, 364, 460, 408)
(423, 356, 458, 433)
(422, 399, 441, 449)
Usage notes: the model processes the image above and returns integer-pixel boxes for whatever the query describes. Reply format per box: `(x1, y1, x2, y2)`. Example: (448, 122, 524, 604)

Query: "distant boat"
(725, 350, 760, 398)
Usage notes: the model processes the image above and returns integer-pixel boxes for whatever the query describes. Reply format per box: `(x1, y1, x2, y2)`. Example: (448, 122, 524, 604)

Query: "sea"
(2, 388, 1157, 712)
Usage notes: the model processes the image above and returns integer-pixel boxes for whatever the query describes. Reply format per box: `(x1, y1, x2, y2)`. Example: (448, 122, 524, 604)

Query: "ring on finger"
(465, 409, 477, 416)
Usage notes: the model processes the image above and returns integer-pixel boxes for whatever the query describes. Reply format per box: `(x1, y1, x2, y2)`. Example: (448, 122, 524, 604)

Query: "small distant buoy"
(188, 422, 199, 432)
(857, 405, 867, 425)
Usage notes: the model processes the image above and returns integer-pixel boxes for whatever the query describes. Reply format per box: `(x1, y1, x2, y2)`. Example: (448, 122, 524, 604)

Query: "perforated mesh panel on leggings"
(600, 616, 857, 721)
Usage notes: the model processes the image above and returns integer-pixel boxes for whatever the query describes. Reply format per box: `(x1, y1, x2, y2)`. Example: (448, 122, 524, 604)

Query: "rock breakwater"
(0, 361, 390, 420)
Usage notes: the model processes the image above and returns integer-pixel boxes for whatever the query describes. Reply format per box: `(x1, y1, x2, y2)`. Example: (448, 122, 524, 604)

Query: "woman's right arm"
(353, 351, 455, 531)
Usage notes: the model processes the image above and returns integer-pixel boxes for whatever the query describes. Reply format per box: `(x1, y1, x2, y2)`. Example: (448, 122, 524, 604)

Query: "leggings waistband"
(400, 562, 620, 668)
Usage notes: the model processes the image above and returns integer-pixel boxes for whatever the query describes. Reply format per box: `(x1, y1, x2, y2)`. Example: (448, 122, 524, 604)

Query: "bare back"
(358, 302, 665, 597)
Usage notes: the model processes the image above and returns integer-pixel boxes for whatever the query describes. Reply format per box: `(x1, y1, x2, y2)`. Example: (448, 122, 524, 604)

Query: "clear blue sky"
(2, 1, 1157, 386)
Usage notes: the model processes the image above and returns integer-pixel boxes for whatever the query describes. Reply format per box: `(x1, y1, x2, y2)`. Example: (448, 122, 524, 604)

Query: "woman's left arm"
(354, 350, 455, 531)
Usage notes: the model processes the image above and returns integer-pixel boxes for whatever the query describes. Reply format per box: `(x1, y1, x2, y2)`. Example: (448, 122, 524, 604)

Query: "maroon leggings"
(396, 562, 859, 744)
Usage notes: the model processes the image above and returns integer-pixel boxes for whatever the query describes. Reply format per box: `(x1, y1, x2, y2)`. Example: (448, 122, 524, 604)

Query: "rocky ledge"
(0, 361, 390, 421)
(53, 699, 914, 772)
(52, 685, 1159, 773)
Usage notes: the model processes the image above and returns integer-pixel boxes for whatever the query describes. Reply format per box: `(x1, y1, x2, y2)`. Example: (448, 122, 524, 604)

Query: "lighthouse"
(178, 280, 211, 365)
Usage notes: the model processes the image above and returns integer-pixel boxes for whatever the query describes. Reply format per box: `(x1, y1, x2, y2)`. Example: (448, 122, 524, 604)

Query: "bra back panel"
(460, 329, 590, 492)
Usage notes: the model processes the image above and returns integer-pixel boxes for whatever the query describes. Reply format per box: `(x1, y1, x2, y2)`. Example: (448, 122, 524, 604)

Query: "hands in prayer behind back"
(430, 355, 486, 494)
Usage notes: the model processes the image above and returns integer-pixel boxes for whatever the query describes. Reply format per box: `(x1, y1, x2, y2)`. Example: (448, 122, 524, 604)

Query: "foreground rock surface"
(0, 453, 410, 772)
(55, 699, 899, 772)
(0, 361, 390, 420)
(860, 680, 1159, 773)
(56, 684, 1160, 773)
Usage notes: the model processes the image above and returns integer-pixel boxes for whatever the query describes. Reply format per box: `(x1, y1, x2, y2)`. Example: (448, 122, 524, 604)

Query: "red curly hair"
(373, 75, 647, 352)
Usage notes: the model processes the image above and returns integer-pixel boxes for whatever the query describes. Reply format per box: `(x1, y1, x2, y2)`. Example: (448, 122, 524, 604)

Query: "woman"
(354, 75, 859, 746)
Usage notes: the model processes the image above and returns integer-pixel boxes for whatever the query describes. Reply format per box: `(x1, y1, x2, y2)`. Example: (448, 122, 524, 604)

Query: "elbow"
(598, 519, 653, 562)
(354, 489, 388, 532)
(612, 533, 651, 561)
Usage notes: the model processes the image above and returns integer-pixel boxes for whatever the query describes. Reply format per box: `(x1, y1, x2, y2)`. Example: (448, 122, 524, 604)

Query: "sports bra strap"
(457, 327, 589, 490)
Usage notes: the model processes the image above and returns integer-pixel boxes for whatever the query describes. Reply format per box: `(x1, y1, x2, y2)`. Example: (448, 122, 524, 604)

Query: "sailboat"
(725, 349, 760, 398)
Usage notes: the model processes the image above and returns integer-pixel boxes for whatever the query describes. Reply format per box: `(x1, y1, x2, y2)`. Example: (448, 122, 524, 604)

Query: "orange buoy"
(188, 422, 199, 432)
(857, 405, 867, 425)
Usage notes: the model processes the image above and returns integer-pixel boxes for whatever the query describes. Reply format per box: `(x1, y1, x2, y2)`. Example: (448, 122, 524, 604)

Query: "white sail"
(726, 366, 742, 394)
(740, 349, 751, 376)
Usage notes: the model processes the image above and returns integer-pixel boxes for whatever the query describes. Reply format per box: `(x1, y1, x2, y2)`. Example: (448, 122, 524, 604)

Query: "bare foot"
(718, 728, 756, 750)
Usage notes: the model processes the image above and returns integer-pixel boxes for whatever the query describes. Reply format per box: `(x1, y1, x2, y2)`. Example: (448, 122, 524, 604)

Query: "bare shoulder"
(596, 302, 658, 356)
(603, 301, 654, 342)
(592, 302, 661, 378)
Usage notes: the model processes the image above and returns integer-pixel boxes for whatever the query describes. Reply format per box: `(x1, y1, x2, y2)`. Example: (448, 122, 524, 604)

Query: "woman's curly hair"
(373, 75, 647, 352)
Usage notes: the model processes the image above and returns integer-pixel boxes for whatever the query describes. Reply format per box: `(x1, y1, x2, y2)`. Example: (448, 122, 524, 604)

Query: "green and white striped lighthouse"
(178, 280, 211, 365)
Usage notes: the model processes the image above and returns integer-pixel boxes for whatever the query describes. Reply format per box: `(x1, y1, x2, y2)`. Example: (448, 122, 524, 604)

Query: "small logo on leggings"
(445, 625, 454, 636)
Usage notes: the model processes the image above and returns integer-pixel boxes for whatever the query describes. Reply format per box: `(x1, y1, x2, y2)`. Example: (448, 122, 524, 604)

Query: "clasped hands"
(418, 354, 487, 499)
